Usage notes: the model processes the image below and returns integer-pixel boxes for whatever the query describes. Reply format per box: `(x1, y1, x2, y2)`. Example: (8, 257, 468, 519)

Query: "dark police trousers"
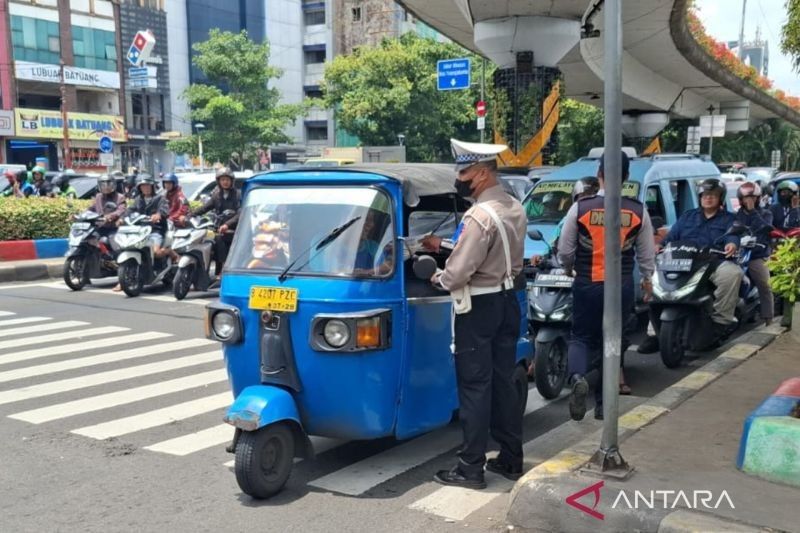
(567, 277, 635, 407)
(453, 289, 523, 475)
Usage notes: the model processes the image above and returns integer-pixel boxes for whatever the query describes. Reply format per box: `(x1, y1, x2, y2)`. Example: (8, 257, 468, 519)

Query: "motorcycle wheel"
(534, 339, 568, 400)
(512, 363, 529, 419)
(659, 319, 686, 368)
(235, 422, 295, 499)
(63, 256, 88, 291)
(119, 260, 144, 297)
(173, 264, 194, 300)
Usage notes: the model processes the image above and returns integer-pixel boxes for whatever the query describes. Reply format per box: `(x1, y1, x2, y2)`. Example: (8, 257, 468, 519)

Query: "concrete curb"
(507, 322, 788, 532)
(0, 259, 63, 283)
(0, 238, 68, 261)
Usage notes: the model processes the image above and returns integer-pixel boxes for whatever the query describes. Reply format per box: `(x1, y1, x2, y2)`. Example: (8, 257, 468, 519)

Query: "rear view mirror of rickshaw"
(412, 254, 438, 280)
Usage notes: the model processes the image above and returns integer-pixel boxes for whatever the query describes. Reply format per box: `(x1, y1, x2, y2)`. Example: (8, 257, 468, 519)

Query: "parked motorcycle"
(171, 210, 233, 300)
(525, 229, 572, 399)
(114, 212, 175, 297)
(63, 207, 118, 291)
(651, 224, 755, 368)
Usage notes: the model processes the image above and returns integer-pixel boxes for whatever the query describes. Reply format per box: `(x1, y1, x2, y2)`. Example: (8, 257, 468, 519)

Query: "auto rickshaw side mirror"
(528, 229, 544, 241)
(413, 255, 438, 280)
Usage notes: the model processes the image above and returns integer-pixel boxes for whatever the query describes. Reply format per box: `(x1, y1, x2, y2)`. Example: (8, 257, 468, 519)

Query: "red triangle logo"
(565, 480, 605, 520)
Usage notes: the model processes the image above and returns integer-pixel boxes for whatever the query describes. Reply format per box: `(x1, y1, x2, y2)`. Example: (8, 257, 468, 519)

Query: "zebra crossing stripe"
(9, 366, 226, 424)
(0, 320, 90, 339)
(71, 392, 231, 439)
(0, 332, 160, 366)
(0, 317, 51, 328)
(0, 351, 222, 406)
(0, 337, 209, 384)
(144, 423, 233, 456)
(0, 311, 15, 315)
(0, 326, 128, 352)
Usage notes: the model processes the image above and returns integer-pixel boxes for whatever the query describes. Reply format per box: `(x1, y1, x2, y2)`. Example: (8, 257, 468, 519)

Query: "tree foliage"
(322, 33, 482, 162)
(167, 30, 305, 168)
(782, 0, 800, 71)
(555, 99, 604, 164)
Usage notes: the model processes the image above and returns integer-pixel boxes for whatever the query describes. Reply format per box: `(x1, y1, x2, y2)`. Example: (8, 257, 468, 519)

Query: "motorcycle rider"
(130, 174, 170, 261)
(772, 181, 800, 230)
(643, 179, 742, 351)
(52, 171, 78, 199)
(735, 182, 774, 325)
(30, 166, 53, 197)
(162, 173, 189, 228)
(2, 170, 34, 198)
(193, 167, 241, 275)
(89, 174, 127, 240)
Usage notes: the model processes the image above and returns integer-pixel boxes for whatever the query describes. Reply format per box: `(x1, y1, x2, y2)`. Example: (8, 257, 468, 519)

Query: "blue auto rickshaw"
(204, 163, 533, 498)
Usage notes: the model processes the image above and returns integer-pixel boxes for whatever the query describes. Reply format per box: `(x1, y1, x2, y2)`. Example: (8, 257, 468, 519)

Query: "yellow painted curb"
(719, 343, 760, 360)
(619, 404, 670, 430)
(673, 370, 719, 390)
(510, 450, 592, 502)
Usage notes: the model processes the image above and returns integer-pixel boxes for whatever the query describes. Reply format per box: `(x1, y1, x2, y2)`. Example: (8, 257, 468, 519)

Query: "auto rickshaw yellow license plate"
(248, 286, 298, 312)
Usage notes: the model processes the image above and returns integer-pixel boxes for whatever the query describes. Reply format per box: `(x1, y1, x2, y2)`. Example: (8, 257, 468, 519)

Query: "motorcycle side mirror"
(527, 229, 544, 241)
(726, 222, 748, 236)
(413, 255, 438, 280)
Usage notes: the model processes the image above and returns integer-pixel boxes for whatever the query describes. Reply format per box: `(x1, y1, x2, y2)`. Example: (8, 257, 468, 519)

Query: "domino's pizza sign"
(127, 30, 156, 67)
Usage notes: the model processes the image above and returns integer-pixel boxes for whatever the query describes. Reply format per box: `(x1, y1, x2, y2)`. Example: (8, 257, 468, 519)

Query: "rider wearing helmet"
(735, 182, 774, 325)
(659, 178, 742, 333)
(30, 165, 52, 197)
(771, 180, 800, 230)
(132, 174, 170, 259)
(193, 167, 241, 274)
(52, 172, 78, 199)
(89, 174, 127, 230)
(161, 173, 189, 228)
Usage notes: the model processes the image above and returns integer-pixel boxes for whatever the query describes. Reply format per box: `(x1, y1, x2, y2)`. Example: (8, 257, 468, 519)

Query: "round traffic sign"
(99, 136, 113, 154)
(476, 101, 486, 117)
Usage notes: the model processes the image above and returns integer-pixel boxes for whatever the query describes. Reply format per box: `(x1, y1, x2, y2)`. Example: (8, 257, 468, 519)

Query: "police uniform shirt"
(557, 190, 656, 281)
(435, 185, 527, 291)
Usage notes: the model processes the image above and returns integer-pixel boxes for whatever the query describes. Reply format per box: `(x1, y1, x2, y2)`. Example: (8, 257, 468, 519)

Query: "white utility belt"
(451, 279, 514, 315)
(469, 282, 513, 296)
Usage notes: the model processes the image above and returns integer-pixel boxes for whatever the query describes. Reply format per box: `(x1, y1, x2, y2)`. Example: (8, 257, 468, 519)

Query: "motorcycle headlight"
(550, 310, 567, 321)
(670, 266, 708, 300)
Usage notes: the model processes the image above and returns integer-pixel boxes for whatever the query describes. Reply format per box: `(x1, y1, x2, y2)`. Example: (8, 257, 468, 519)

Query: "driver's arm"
(556, 203, 579, 272)
(636, 210, 656, 280)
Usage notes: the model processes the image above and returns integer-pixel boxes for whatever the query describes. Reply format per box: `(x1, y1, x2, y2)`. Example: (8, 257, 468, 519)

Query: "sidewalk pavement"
(507, 323, 800, 532)
(0, 257, 63, 283)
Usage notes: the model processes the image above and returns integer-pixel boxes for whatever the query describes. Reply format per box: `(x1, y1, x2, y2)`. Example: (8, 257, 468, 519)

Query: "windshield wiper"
(278, 216, 362, 282)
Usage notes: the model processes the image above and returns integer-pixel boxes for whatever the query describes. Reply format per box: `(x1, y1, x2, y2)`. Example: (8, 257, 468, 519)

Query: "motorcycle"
(651, 224, 755, 368)
(171, 210, 233, 300)
(525, 229, 573, 399)
(63, 206, 119, 291)
(114, 212, 176, 297)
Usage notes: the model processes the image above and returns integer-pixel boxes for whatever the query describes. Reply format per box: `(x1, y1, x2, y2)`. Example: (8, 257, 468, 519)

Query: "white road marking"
(9, 367, 227, 424)
(71, 392, 231, 439)
(0, 316, 51, 328)
(0, 351, 222, 406)
(140, 294, 213, 306)
(144, 423, 233, 456)
(0, 326, 127, 352)
(0, 311, 15, 315)
(0, 337, 209, 384)
(0, 332, 161, 366)
(0, 320, 89, 339)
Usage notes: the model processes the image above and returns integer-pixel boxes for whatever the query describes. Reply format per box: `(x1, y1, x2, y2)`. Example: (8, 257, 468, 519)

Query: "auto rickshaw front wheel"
(235, 422, 295, 499)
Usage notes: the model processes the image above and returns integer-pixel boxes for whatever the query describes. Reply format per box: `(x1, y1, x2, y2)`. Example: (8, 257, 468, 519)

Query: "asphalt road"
(0, 278, 758, 533)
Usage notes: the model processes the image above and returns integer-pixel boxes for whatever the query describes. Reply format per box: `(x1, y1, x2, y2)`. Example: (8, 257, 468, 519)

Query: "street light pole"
(707, 105, 715, 160)
(60, 60, 71, 169)
(195, 123, 205, 172)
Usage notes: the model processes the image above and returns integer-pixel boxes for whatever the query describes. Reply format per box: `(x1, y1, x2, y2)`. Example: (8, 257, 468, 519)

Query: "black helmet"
(572, 176, 600, 201)
(697, 178, 726, 203)
(216, 166, 234, 183)
(737, 181, 762, 202)
(52, 173, 68, 189)
(136, 173, 156, 190)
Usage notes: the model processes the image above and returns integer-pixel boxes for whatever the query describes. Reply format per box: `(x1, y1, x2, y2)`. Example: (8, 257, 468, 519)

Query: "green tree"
(782, 0, 800, 70)
(322, 33, 483, 162)
(167, 30, 305, 169)
(555, 99, 604, 164)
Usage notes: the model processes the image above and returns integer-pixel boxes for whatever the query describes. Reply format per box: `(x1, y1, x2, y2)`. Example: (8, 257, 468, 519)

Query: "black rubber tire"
(63, 256, 87, 291)
(534, 339, 568, 400)
(235, 423, 295, 499)
(659, 319, 685, 369)
(119, 260, 143, 297)
(173, 264, 194, 300)
(512, 364, 530, 420)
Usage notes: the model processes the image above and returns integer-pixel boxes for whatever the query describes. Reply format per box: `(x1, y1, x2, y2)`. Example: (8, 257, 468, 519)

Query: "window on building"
(10, 15, 60, 65)
(73, 27, 118, 72)
(304, 50, 326, 64)
(304, 9, 325, 25)
(352, 7, 362, 22)
(306, 124, 328, 141)
(305, 88, 323, 99)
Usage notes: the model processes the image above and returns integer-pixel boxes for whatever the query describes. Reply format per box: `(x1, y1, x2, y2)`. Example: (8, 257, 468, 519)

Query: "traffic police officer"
(430, 139, 527, 489)
(557, 151, 655, 421)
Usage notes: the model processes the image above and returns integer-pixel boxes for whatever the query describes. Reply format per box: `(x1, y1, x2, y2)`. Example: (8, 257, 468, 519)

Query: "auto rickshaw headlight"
(323, 319, 350, 348)
(212, 312, 236, 340)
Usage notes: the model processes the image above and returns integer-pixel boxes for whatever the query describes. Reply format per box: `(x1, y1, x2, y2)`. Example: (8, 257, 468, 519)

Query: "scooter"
(525, 229, 572, 399)
(734, 232, 763, 325)
(114, 212, 176, 297)
(171, 212, 227, 300)
(651, 224, 754, 368)
(63, 207, 119, 291)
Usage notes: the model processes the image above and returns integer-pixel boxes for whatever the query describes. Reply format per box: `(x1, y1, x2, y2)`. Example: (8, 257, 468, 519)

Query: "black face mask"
(454, 178, 474, 199)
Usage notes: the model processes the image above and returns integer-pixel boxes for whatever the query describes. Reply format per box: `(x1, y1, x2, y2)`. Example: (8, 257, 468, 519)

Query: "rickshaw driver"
(429, 139, 528, 489)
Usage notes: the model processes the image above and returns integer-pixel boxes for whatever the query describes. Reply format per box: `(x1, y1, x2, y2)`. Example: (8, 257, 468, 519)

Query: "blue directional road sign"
(98, 136, 113, 154)
(437, 58, 471, 91)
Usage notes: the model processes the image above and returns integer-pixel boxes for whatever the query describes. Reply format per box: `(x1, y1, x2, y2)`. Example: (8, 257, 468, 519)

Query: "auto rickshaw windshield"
(227, 186, 396, 278)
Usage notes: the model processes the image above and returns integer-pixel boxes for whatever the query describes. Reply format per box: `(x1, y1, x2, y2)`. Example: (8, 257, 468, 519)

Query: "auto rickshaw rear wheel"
(235, 422, 295, 499)
(512, 363, 529, 420)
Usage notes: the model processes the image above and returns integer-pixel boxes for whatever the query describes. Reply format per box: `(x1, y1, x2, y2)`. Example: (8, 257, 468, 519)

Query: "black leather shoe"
(637, 335, 659, 354)
(486, 458, 523, 480)
(434, 467, 486, 489)
(569, 376, 589, 421)
(594, 404, 604, 420)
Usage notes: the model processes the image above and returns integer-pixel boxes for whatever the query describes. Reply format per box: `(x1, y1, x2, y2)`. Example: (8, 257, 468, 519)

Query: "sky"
(695, 0, 800, 95)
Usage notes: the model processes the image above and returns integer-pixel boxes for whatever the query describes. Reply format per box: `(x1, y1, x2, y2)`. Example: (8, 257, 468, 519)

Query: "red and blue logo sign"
(126, 31, 155, 66)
